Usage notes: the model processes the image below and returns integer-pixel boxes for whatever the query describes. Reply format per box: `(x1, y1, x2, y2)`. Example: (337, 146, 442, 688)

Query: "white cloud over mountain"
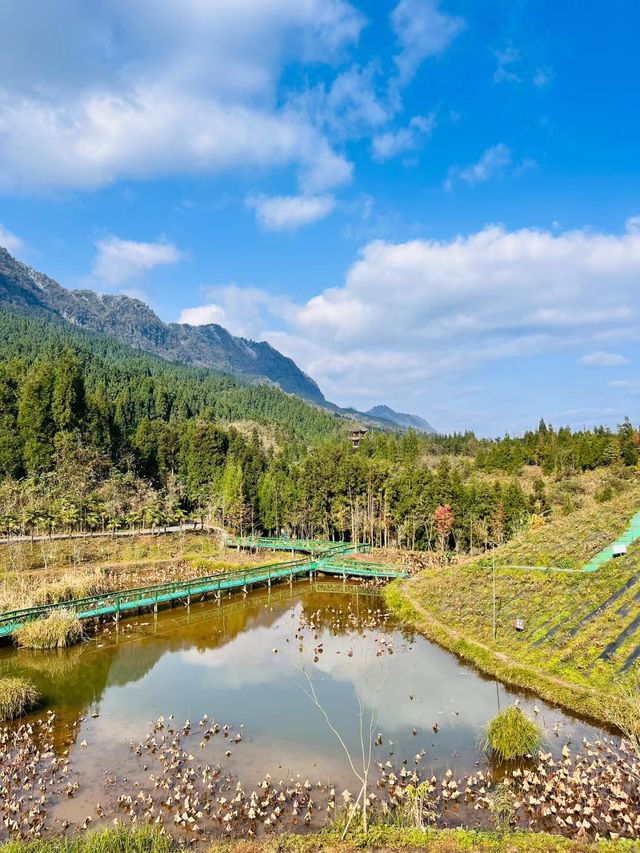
(91, 236, 182, 287)
(182, 221, 640, 413)
(0, 224, 24, 256)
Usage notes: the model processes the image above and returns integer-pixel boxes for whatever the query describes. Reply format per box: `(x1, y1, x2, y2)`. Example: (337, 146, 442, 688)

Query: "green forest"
(0, 311, 638, 550)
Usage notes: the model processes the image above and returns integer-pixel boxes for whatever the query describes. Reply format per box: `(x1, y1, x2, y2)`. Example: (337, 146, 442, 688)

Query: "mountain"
(0, 247, 325, 404)
(366, 405, 436, 434)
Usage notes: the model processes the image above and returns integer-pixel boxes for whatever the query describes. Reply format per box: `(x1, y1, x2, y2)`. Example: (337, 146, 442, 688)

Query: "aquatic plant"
(14, 610, 83, 650)
(0, 676, 40, 720)
(484, 706, 542, 761)
(605, 672, 640, 755)
(488, 781, 517, 832)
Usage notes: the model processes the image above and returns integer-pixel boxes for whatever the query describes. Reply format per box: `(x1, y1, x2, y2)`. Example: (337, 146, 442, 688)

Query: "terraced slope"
(396, 483, 640, 712)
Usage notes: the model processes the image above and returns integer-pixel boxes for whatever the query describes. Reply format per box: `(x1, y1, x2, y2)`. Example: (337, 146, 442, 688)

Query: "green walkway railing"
(0, 542, 403, 638)
(224, 536, 353, 554)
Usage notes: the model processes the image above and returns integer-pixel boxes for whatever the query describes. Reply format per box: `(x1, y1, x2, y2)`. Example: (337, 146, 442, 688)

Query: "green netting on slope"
(583, 510, 640, 571)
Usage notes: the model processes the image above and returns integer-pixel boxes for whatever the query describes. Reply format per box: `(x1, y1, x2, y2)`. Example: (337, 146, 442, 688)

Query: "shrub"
(0, 676, 40, 720)
(14, 610, 83, 650)
(595, 484, 614, 503)
(484, 706, 542, 762)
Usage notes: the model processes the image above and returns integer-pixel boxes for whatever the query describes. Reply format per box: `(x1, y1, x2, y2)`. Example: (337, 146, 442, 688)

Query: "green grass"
(0, 826, 637, 853)
(0, 827, 170, 853)
(484, 706, 542, 761)
(385, 483, 640, 725)
(14, 610, 83, 650)
(0, 675, 40, 720)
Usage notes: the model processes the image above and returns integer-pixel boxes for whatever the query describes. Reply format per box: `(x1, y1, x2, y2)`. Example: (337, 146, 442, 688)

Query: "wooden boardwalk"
(0, 539, 406, 638)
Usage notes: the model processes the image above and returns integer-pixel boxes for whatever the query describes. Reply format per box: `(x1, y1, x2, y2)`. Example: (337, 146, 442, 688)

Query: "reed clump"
(484, 706, 542, 762)
(14, 610, 83, 650)
(0, 675, 40, 720)
(30, 571, 109, 607)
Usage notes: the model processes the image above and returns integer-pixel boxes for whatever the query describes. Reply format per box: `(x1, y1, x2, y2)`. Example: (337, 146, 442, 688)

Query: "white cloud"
(0, 0, 361, 195)
(91, 236, 182, 286)
(533, 66, 554, 88)
(391, 0, 465, 83)
(0, 223, 24, 255)
(178, 304, 229, 328)
(446, 144, 515, 189)
(247, 194, 336, 231)
(493, 45, 521, 83)
(199, 222, 640, 414)
(371, 113, 437, 162)
(580, 351, 629, 367)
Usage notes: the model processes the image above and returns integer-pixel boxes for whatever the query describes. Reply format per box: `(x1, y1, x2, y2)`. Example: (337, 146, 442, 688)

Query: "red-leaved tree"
(434, 504, 454, 555)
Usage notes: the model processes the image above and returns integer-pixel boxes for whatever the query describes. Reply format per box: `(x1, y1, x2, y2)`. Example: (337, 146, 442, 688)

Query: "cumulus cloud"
(446, 144, 512, 188)
(0, 0, 361, 195)
(0, 223, 24, 255)
(391, 0, 465, 83)
(199, 222, 640, 415)
(371, 113, 436, 162)
(247, 194, 336, 231)
(178, 304, 229, 328)
(580, 351, 629, 367)
(90, 236, 182, 287)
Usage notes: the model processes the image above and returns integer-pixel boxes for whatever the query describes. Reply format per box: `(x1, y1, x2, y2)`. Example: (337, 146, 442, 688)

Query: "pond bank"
(0, 824, 636, 852)
(383, 580, 616, 727)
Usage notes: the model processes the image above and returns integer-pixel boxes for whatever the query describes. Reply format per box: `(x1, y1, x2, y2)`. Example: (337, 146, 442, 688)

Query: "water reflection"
(3, 580, 605, 794)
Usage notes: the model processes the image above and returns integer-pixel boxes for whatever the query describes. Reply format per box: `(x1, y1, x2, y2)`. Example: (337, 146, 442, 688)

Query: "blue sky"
(0, 0, 639, 435)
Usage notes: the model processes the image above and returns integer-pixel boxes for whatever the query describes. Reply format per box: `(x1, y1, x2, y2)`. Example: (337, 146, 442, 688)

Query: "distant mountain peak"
(0, 246, 325, 404)
(366, 404, 436, 434)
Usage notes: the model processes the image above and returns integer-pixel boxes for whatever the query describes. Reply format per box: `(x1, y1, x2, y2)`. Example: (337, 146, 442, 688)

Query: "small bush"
(595, 484, 614, 503)
(0, 676, 40, 720)
(484, 706, 542, 761)
(14, 610, 83, 650)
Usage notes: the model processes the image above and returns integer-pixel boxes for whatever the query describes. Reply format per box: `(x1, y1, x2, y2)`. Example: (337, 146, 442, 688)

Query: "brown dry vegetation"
(0, 532, 274, 612)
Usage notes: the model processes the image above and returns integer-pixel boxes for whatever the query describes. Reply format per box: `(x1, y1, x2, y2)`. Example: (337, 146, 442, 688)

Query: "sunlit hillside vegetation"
(0, 310, 637, 549)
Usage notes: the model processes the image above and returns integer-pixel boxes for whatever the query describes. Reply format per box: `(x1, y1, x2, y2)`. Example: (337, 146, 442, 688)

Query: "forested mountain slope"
(0, 247, 325, 403)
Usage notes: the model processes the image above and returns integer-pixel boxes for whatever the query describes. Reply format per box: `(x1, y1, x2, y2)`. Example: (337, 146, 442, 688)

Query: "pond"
(1, 579, 612, 840)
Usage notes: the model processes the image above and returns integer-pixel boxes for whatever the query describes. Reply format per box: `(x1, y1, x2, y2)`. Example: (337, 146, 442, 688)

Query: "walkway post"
(492, 546, 497, 641)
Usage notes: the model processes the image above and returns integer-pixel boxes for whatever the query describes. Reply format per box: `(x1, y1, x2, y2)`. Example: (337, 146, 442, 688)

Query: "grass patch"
(0, 827, 637, 853)
(30, 571, 109, 607)
(484, 706, 542, 761)
(14, 610, 83, 650)
(382, 480, 640, 728)
(0, 827, 170, 853)
(0, 675, 40, 720)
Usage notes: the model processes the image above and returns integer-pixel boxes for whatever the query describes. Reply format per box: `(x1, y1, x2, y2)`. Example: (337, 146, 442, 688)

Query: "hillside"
(366, 404, 436, 433)
(0, 310, 342, 446)
(0, 247, 325, 403)
(390, 481, 640, 721)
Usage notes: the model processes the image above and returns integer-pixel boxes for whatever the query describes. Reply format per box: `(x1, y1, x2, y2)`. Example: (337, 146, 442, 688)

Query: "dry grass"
(14, 609, 83, 650)
(0, 675, 40, 720)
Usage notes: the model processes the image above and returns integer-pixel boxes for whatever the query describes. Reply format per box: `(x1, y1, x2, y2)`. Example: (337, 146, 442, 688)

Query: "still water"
(1, 580, 606, 834)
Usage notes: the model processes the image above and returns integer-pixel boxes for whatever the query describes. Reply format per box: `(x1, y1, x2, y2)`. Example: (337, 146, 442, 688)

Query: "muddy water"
(1, 580, 607, 836)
